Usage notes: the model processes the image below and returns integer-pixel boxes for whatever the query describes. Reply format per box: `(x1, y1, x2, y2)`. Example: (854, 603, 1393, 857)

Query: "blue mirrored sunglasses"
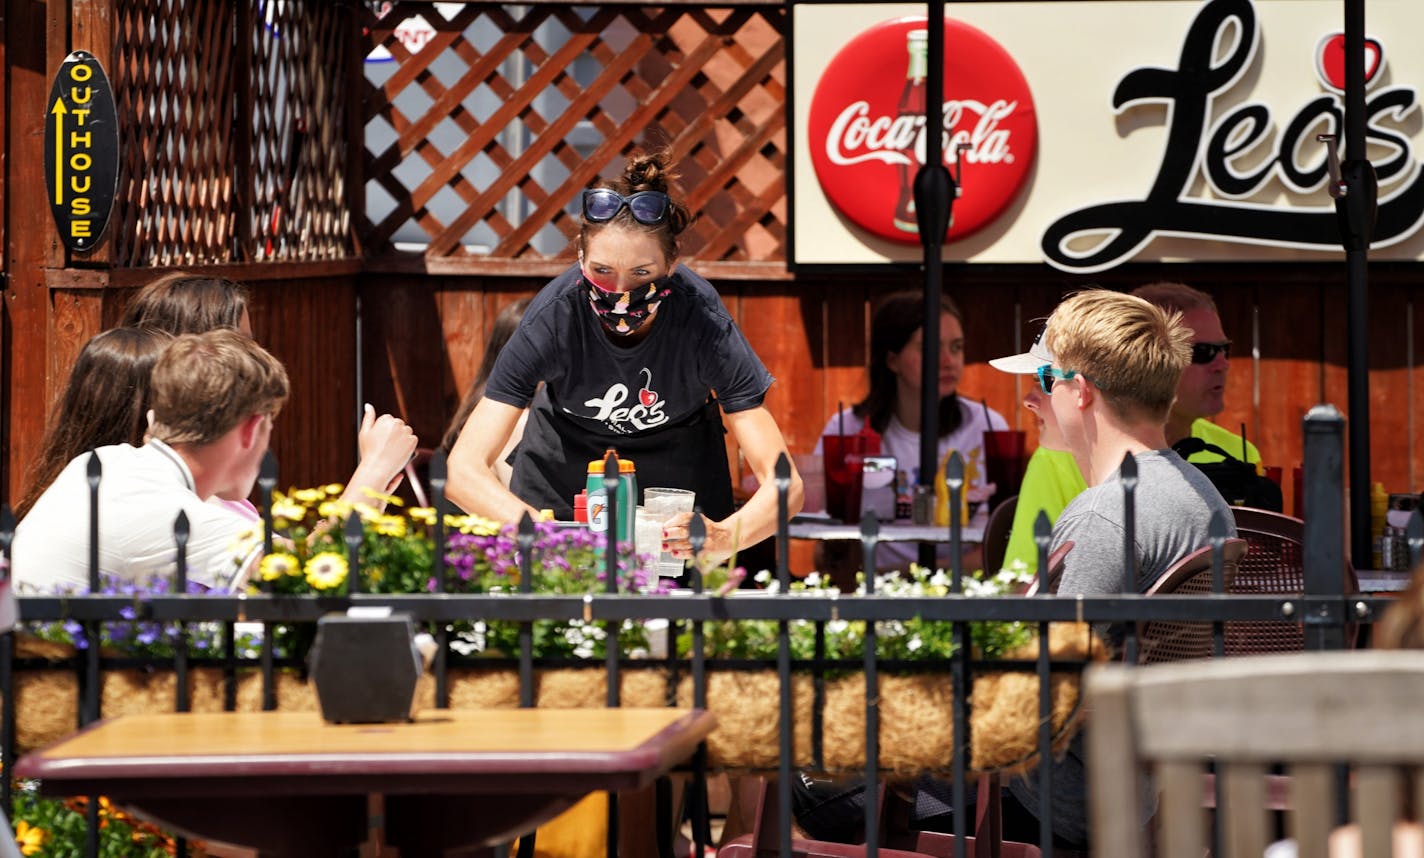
(581, 189, 671, 225)
(1035, 365, 1080, 395)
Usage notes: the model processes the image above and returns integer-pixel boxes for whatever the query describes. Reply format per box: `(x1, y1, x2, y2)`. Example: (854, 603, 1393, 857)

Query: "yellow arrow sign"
(50, 99, 67, 206)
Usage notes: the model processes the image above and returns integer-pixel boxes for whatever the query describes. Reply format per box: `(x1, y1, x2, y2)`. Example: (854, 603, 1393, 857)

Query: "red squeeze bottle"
(573, 490, 589, 524)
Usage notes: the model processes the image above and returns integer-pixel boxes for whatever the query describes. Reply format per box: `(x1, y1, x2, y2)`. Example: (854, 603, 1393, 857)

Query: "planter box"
(8, 624, 1101, 774)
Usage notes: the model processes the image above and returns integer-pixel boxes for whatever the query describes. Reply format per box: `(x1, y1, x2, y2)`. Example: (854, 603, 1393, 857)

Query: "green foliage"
(678, 565, 1037, 664)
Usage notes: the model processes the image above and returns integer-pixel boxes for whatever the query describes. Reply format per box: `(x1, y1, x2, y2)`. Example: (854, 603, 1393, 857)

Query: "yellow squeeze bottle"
(932, 448, 970, 527)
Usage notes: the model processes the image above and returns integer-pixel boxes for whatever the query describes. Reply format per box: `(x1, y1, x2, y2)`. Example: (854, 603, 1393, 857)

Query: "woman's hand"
(659, 511, 740, 564)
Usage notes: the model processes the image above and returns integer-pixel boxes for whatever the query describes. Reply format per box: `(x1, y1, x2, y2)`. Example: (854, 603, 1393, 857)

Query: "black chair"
(981, 495, 1018, 575)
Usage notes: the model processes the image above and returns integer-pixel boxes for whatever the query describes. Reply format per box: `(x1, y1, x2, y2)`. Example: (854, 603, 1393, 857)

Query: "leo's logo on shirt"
(581, 368, 668, 433)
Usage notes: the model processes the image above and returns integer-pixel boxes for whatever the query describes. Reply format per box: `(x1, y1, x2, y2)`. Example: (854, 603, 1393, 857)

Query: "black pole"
(1339, 0, 1376, 567)
(915, 0, 954, 568)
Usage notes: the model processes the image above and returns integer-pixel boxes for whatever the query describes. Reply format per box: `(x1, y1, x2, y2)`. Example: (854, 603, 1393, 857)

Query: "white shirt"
(12, 440, 261, 593)
(816, 398, 1008, 569)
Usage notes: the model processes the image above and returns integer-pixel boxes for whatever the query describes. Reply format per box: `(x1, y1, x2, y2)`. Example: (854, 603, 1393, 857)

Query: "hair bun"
(624, 152, 674, 192)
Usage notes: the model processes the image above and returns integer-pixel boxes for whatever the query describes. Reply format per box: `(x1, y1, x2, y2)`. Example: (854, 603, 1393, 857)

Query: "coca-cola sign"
(806, 17, 1038, 244)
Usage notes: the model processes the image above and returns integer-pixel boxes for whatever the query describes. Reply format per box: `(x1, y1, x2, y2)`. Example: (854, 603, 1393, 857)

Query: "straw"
(1240, 422, 1248, 462)
(838, 401, 846, 437)
(982, 398, 992, 429)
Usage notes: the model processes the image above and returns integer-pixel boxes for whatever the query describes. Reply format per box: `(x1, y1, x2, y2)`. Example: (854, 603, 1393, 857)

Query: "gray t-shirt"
(1009, 448, 1235, 847)
(1053, 448, 1236, 597)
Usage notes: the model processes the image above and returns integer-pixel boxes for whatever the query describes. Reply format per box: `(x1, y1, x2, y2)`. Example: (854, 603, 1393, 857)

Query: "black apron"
(509, 386, 735, 522)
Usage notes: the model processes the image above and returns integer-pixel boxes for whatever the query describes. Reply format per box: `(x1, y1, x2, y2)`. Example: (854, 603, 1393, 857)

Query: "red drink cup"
(823, 433, 877, 524)
(982, 430, 1028, 511)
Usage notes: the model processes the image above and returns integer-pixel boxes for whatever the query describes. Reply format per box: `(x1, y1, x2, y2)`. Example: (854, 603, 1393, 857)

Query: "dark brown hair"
(441, 297, 534, 453)
(579, 151, 693, 264)
(854, 291, 966, 437)
(16, 327, 174, 519)
(120, 273, 250, 335)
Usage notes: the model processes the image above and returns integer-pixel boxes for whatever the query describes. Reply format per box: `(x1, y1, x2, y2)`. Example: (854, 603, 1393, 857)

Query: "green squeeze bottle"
(586, 449, 637, 546)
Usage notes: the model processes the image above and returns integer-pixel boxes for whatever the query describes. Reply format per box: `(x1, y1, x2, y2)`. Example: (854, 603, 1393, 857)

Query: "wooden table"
(17, 707, 716, 857)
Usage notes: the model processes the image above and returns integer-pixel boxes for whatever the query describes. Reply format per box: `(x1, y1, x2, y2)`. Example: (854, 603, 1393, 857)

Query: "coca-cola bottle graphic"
(894, 29, 929, 234)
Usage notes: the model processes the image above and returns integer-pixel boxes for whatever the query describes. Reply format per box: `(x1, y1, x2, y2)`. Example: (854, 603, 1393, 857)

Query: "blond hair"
(149, 330, 289, 446)
(1043, 289, 1192, 423)
(1131, 281, 1217, 316)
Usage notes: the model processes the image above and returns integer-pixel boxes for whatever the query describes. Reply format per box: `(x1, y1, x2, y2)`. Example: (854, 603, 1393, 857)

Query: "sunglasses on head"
(1035, 365, 1081, 395)
(582, 189, 671, 225)
(1191, 341, 1231, 365)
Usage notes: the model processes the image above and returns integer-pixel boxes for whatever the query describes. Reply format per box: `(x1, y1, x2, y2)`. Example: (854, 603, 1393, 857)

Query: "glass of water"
(643, 487, 696, 576)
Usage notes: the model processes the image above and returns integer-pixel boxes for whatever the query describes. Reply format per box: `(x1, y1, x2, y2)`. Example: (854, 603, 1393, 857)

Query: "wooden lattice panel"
(110, 0, 353, 268)
(360, 2, 787, 269)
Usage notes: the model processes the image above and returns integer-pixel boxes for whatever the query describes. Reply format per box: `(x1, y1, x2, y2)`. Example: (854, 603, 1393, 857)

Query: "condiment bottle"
(586, 449, 637, 544)
(932, 448, 969, 527)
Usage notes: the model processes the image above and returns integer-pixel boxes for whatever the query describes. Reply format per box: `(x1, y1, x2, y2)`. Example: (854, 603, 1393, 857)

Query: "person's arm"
(340, 404, 418, 508)
(662, 406, 803, 564)
(447, 397, 538, 522)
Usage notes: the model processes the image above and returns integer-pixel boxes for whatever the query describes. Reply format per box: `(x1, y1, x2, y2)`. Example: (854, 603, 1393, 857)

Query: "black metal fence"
(2, 405, 1422, 858)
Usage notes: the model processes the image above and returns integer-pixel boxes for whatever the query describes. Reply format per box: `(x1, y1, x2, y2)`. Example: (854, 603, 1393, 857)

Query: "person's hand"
(356, 403, 418, 489)
(659, 511, 739, 565)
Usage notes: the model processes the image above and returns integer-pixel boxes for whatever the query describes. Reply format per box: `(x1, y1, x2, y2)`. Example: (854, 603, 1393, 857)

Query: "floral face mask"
(584, 271, 671, 336)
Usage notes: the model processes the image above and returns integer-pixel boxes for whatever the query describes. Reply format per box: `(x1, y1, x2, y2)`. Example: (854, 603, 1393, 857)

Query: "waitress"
(448, 151, 802, 562)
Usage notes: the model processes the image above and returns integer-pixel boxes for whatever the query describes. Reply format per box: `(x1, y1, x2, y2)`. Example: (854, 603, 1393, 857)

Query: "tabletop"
(18, 707, 717, 857)
(18, 707, 715, 795)
(788, 516, 985, 543)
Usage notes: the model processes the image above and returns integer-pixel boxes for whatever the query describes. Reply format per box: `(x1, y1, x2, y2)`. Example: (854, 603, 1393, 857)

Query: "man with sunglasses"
(1131, 281, 1261, 467)
(991, 289, 1236, 851)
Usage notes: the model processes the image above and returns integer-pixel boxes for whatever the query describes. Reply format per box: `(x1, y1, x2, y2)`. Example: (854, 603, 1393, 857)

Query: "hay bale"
(969, 621, 1105, 772)
(678, 672, 814, 770)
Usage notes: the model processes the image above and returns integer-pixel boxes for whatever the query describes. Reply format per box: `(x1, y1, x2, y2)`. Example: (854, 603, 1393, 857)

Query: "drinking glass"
(982, 430, 1027, 512)
(634, 507, 664, 564)
(643, 487, 696, 576)
(822, 433, 877, 524)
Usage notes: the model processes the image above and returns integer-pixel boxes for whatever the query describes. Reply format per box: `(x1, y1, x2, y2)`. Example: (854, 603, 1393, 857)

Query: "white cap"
(989, 330, 1054, 374)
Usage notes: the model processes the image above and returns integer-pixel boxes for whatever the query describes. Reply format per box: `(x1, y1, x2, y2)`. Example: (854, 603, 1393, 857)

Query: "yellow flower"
(259, 552, 300, 582)
(360, 486, 403, 507)
(271, 498, 306, 521)
(374, 516, 407, 538)
(304, 552, 349, 591)
(448, 514, 501, 535)
(318, 499, 354, 520)
(322, 483, 345, 495)
(352, 502, 381, 521)
(292, 488, 325, 505)
(14, 820, 46, 855)
(409, 507, 437, 525)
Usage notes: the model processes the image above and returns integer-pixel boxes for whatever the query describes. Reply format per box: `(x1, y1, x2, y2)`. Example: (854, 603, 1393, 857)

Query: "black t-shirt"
(483, 264, 774, 519)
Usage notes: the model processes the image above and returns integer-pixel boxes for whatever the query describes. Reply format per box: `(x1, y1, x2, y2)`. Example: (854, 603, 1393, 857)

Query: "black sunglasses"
(1191, 341, 1231, 365)
(581, 189, 671, 225)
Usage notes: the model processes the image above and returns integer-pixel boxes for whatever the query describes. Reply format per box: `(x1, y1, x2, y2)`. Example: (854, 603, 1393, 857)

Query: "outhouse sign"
(44, 51, 119, 253)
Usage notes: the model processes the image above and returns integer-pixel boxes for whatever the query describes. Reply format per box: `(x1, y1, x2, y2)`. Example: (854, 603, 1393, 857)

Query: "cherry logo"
(1315, 32, 1383, 93)
(806, 17, 1037, 244)
(638, 368, 658, 408)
